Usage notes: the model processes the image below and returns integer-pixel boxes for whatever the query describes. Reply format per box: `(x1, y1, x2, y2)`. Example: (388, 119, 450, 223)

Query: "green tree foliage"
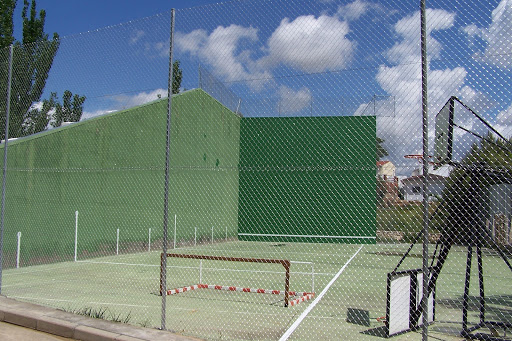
(0, 0, 60, 139)
(23, 90, 86, 134)
(0, 0, 15, 47)
(23, 90, 55, 135)
(51, 90, 86, 127)
(377, 137, 388, 159)
(172, 60, 183, 95)
(437, 134, 512, 245)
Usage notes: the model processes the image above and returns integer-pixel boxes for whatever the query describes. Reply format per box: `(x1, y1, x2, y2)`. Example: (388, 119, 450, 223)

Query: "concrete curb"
(0, 296, 202, 341)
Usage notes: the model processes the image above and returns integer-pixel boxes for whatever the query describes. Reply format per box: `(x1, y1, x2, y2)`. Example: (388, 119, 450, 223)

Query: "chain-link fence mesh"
(0, 0, 511, 340)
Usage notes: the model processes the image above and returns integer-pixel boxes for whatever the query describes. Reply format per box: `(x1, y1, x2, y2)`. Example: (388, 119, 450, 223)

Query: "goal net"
(160, 253, 315, 307)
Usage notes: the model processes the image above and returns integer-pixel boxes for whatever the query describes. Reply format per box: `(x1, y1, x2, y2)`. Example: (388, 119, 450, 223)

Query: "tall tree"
(0, 0, 15, 48)
(0, 0, 59, 140)
(437, 134, 512, 245)
(0, 0, 16, 139)
(23, 91, 55, 135)
(51, 90, 86, 127)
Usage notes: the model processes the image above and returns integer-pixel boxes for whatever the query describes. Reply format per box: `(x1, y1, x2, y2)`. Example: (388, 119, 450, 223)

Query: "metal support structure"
(0, 44, 14, 294)
(420, 0, 430, 340)
(161, 8, 175, 331)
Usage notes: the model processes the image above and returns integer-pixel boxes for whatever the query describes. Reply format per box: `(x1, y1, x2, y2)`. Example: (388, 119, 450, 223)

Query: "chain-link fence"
(0, 0, 511, 340)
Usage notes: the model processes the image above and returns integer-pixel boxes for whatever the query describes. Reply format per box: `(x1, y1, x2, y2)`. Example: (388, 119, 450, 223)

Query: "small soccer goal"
(160, 253, 315, 307)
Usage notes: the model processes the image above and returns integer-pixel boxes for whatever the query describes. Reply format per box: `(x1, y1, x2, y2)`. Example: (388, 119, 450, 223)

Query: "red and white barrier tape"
(166, 283, 314, 306)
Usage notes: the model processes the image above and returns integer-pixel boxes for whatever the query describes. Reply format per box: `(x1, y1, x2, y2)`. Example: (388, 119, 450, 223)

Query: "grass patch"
(61, 306, 132, 324)
(377, 203, 442, 235)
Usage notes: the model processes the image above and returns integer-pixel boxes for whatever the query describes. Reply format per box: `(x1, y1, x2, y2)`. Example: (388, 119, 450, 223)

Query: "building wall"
(378, 162, 396, 178)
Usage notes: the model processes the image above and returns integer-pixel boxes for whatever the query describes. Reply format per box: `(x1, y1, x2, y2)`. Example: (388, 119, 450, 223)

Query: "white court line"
(279, 245, 363, 341)
(238, 233, 375, 240)
(78, 260, 160, 267)
(175, 245, 364, 260)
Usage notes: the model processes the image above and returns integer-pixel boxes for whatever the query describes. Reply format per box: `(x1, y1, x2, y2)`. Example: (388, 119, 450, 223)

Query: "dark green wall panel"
(238, 116, 376, 244)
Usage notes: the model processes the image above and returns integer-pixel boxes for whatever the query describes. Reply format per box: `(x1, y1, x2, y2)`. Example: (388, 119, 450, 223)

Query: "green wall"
(0, 89, 240, 266)
(0, 89, 376, 267)
(238, 116, 377, 244)
(168, 89, 241, 244)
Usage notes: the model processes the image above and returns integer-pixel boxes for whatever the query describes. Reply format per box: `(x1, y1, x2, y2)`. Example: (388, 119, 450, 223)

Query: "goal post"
(160, 253, 292, 307)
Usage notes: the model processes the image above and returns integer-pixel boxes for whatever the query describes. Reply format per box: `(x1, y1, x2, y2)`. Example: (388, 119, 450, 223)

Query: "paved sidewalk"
(0, 321, 77, 340)
(0, 295, 202, 341)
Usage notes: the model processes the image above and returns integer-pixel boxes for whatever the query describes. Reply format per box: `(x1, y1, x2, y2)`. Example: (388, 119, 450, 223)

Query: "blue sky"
(8, 0, 512, 171)
(12, 0, 221, 39)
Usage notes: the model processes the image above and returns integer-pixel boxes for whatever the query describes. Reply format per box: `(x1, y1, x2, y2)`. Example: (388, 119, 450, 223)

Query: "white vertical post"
(16, 232, 21, 269)
(199, 259, 203, 284)
(311, 263, 315, 293)
(116, 228, 120, 255)
(225, 226, 228, 242)
(173, 214, 177, 249)
(194, 227, 197, 247)
(211, 226, 214, 244)
(148, 228, 151, 252)
(74, 211, 78, 262)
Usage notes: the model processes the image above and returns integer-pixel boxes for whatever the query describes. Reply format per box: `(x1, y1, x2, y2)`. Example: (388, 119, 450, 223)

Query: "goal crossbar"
(161, 253, 291, 307)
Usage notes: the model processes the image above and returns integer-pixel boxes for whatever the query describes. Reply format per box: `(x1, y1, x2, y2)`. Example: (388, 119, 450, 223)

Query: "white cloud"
(81, 109, 117, 121)
(81, 89, 167, 121)
(336, 0, 384, 21)
(277, 85, 312, 114)
(387, 9, 455, 64)
(176, 25, 271, 86)
(471, 0, 512, 70)
(112, 88, 167, 109)
(176, 15, 355, 93)
(260, 15, 354, 73)
(457, 86, 496, 114)
(130, 30, 145, 45)
(496, 103, 512, 138)
(373, 9, 475, 168)
(337, 0, 370, 21)
(498, 104, 512, 125)
(128, 29, 168, 58)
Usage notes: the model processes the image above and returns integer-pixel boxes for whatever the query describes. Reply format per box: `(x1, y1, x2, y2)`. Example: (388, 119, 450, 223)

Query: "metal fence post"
(0, 44, 14, 295)
(420, 1, 430, 340)
(161, 8, 176, 331)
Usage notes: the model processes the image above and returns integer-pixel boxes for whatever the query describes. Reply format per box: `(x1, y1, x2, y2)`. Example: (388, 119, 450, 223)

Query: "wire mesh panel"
(0, 12, 172, 328)
(0, 0, 511, 340)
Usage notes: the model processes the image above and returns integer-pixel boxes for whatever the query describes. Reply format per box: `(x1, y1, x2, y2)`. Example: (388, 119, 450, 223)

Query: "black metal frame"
(403, 164, 512, 340)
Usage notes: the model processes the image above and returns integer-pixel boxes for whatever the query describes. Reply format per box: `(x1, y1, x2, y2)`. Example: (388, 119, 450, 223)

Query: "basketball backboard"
(433, 97, 455, 169)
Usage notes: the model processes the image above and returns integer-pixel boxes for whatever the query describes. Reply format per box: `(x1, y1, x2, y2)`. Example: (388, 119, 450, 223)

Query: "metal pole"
(160, 8, 175, 330)
(420, 0, 429, 339)
(0, 44, 14, 294)
(161, 8, 175, 331)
